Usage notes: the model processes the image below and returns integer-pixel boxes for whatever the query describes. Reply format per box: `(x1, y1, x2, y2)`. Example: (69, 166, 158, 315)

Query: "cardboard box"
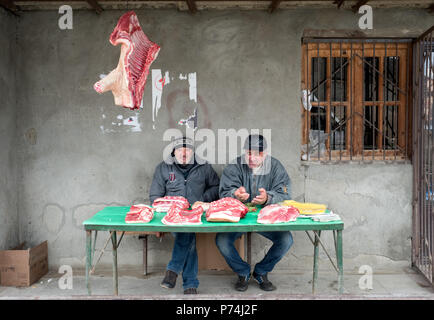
(0, 241, 48, 287)
(197, 233, 245, 271)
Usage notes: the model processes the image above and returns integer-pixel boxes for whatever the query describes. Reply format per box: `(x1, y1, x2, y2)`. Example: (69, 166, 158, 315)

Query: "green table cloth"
(83, 206, 343, 232)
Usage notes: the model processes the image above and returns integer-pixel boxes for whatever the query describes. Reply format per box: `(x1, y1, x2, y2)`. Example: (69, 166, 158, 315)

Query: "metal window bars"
(412, 26, 434, 285)
(301, 38, 412, 163)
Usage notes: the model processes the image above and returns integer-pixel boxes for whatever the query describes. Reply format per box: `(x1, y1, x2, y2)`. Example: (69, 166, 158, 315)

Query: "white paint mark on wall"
(100, 113, 141, 133)
(164, 71, 170, 85)
(188, 72, 197, 103)
(178, 72, 197, 102)
(139, 96, 144, 109)
(122, 113, 141, 132)
(179, 108, 198, 131)
(152, 69, 163, 127)
(151, 70, 171, 129)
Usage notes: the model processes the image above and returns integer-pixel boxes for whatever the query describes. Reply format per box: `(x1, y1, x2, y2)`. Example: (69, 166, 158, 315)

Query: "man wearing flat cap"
(149, 136, 220, 294)
(216, 134, 293, 292)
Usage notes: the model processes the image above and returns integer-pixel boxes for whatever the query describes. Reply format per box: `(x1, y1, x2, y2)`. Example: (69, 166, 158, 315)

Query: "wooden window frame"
(301, 40, 412, 162)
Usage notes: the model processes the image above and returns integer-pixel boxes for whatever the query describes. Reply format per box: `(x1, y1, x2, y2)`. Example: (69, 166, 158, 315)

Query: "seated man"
(150, 136, 220, 294)
(216, 134, 293, 292)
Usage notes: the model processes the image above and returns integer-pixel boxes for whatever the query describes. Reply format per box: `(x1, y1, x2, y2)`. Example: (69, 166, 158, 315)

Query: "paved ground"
(0, 266, 433, 300)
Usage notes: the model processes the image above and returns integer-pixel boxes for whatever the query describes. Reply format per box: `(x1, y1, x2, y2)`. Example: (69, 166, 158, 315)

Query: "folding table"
(83, 207, 344, 295)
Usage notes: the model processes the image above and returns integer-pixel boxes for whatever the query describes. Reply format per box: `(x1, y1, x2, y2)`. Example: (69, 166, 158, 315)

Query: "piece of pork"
(152, 196, 190, 213)
(125, 204, 155, 223)
(257, 204, 300, 224)
(161, 205, 204, 225)
(94, 11, 160, 110)
(206, 197, 248, 223)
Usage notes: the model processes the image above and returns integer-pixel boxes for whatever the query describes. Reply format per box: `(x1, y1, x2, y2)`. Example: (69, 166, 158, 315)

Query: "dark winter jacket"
(219, 155, 291, 205)
(149, 156, 220, 205)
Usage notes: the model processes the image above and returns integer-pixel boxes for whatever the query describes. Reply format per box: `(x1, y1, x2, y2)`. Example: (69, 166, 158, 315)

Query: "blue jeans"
(215, 231, 293, 277)
(166, 232, 199, 290)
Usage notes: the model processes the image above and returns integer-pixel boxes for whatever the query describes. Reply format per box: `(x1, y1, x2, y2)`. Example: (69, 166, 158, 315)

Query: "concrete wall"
(10, 8, 433, 272)
(0, 11, 18, 250)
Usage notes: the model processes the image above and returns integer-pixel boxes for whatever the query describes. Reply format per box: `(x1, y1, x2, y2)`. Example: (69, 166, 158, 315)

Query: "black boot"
(184, 288, 198, 294)
(253, 272, 276, 291)
(234, 275, 250, 292)
(161, 270, 178, 289)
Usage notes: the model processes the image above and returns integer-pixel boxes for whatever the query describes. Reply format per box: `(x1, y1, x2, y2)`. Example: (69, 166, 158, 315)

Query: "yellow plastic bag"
(282, 200, 327, 215)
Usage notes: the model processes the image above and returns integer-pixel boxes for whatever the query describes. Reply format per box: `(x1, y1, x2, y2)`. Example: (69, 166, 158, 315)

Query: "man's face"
(174, 147, 194, 165)
(245, 149, 267, 169)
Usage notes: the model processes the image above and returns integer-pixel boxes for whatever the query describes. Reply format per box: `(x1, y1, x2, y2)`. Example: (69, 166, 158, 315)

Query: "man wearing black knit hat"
(149, 136, 220, 294)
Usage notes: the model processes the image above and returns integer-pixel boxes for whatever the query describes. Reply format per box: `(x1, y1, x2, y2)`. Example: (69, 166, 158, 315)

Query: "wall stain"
(42, 203, 65, 234)
(166, 89, 212, 129)
(25, 128, 37, 145)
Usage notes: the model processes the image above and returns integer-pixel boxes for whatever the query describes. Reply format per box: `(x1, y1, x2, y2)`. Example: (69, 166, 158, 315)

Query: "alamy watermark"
(358, 265, 373, 290)
(58, 5, 73, 30)
(58, 265, 73, 290)
(358, 5, 373, 30)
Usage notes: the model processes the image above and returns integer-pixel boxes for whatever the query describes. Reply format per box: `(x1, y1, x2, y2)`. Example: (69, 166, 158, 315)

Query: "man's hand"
(251, 188, 268, 205)
(234, 186, 250, 202)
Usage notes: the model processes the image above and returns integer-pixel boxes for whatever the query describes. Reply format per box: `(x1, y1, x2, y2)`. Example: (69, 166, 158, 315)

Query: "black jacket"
(149, 156, 220, 205)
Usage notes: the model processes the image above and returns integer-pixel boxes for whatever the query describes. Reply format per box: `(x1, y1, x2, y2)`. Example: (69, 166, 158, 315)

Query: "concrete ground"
(0, 267, 433, 300)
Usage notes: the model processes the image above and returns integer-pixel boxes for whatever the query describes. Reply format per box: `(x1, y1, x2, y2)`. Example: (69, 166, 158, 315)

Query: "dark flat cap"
(244, 134, 267, 151)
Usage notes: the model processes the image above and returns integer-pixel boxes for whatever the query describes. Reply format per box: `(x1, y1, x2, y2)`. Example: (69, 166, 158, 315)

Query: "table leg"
(336, 230, 344, 294)
(86, 230, 92, 295)
(247, 232, 252, 265)
(312, 230, 321, 294)
(111, 231, 118, 296)
(143, 235, 148, 276)
(92, 231, 98, 264)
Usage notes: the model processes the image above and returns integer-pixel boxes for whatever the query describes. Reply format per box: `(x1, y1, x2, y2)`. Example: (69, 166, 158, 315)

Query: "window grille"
(301, 39, 412, 162)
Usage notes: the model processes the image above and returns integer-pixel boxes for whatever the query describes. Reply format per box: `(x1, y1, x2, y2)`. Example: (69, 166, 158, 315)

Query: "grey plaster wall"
(10, 8, 433, 272)
(0, 11, 18, 250)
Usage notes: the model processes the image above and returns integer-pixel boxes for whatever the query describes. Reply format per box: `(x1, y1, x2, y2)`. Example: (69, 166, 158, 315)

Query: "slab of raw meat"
(152, 196, 190, 213)
(125, 204, 154, 223)
(206, 197, 248, 223)
(94, 11, 160, 110)
(161, 205, 203, 225)
(192, 201, 210, 212)
(257, 204, 300, 224)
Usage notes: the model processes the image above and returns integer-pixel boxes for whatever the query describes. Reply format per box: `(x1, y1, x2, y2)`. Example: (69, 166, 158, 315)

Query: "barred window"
(301, 39, 412, 162)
